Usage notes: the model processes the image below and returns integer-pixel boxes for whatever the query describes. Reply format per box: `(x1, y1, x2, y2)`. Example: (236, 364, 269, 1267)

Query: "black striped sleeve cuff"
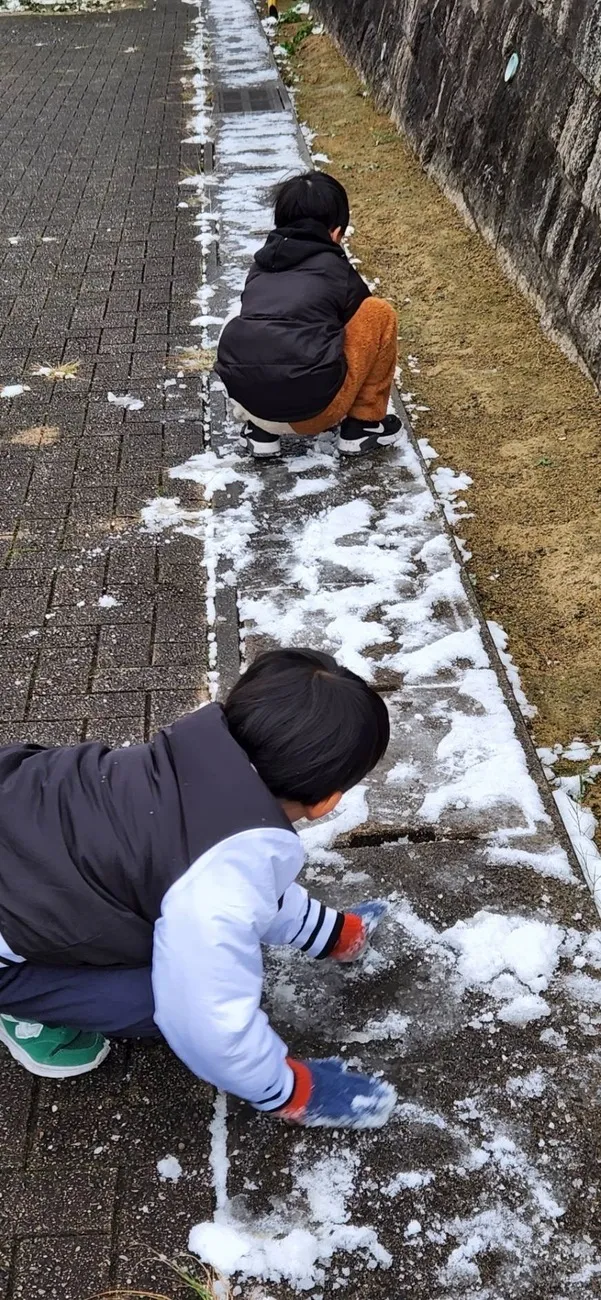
(289, 898, 341, 959)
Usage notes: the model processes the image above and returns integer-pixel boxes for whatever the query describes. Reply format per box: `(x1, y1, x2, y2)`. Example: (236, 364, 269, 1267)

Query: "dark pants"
(0, 961, 159, 1038)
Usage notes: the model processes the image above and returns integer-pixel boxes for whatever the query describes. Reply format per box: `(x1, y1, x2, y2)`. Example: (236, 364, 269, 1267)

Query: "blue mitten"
(275, 1056, 396, 1129)
(328, 899, 388, 962)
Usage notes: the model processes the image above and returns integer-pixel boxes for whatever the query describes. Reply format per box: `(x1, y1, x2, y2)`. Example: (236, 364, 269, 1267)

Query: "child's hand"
(328, 899, 388, 963)
(273, 1057, 396, 1129)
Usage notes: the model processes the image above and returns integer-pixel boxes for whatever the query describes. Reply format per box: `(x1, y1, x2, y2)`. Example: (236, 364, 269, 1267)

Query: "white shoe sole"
(0, 1019, 111, 1078)
(337, 432, 399, 456)
(239, 435, 281, 459)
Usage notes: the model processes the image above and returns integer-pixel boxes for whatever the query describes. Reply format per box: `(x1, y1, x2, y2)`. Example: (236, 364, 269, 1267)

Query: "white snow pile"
(442, 911, 563, 1024)
(98, 594, 120, 609)
(190, 1145, 391, 1290)
(157, 1154, 183, 1182)
(107, 391, 144, 411)
(392, 899, 601, 1026)
(1, 383, 30, 398)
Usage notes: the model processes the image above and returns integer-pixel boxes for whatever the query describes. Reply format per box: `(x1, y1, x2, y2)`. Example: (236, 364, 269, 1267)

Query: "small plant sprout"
(31, 360, 81, 381)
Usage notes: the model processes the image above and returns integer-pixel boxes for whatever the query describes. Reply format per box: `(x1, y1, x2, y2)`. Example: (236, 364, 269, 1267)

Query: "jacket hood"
(253, 218, 347, 272)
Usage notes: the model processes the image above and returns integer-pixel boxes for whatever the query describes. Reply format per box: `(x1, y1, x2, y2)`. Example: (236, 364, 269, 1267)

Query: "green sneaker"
(0, 1014, 110, 1078)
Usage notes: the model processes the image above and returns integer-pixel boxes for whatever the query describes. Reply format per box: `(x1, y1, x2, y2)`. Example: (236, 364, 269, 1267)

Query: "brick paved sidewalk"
(0, 4, 215, 1296)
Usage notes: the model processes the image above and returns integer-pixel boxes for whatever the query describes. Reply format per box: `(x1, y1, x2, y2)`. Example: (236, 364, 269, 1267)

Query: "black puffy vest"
(215, 218, 370, 422)
(0, 705, 292, 966)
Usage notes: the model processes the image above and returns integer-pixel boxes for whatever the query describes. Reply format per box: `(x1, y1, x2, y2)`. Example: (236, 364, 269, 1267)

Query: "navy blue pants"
(0, 962, 159, 1038)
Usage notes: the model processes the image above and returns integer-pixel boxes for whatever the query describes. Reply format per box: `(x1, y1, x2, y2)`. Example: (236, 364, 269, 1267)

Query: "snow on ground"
(190, 1138, 391, 1289)
(0, 383, 30, 398)
(157, 1154, 183, 1182)
(135, 1, 601, 1293)
(107, 390, 144, 410)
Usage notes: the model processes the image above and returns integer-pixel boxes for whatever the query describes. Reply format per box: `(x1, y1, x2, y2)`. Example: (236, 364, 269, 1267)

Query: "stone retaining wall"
(314, 0, 601, 389)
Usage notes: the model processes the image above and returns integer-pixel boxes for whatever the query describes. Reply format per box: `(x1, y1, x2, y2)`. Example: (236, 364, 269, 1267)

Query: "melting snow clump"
(189, 1148, 391, 1290)
(157, 1155, 183, 1182)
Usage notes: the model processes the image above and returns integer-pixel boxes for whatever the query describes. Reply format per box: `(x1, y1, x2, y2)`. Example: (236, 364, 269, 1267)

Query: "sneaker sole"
(238, 435, 281, 459)
(337, 432, 399, 457)
(0, 1020, 111, 1078)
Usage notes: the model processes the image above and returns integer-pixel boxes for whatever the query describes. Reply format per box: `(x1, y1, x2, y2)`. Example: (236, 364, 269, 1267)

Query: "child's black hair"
(224, 648, 389, 805)
(273, 171, 350, 233)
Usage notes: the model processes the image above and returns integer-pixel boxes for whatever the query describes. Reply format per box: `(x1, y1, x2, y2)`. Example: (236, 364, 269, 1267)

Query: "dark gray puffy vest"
(0, 705, 292, 966)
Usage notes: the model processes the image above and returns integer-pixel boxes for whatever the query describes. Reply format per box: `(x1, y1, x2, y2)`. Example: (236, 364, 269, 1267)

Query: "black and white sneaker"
(239, 421, 282, 459)
(337, 414, 402, 456)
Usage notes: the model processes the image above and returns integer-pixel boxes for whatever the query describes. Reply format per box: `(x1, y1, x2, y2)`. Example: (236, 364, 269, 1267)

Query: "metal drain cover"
(213, 83, 287, 113)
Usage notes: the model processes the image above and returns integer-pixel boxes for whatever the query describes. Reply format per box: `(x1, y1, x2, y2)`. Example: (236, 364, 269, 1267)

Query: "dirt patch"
(283, 29, 601, 759)
(10, 425, 61, 446)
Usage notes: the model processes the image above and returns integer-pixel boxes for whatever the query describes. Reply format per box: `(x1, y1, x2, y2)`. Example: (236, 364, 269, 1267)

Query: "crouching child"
(216, 171, 401, 459)
(0, 649, 395, 1129)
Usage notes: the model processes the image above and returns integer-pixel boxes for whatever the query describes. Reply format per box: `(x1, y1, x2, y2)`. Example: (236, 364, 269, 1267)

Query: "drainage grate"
(213, 83, 287, 114)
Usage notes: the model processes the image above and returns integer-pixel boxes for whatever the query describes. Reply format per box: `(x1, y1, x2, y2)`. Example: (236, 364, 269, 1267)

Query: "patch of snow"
(506, 1068, 547, 1098)
(170, 449, 261, 502)
(98, 594, 120, 609)
(485, 844, 576, 884)
(157, 1155, 183, 1182)
(385, 758, 420, 786)
(382, 1170, 434, 1196)
(191, 1140, 391, 1291)
(418, 669, 550, 832)
(140, 497, 206, 535)
(554, 787, 601, 913)
(417, 437, 438, 464)
(344, 1009, 410, 1043)
(562, 971, 601, 1004)
(107, 391, 144, 411)
(440, 1207, 533, 1288)
(430, 465, 473, 527)
(562, 739, 594, 763)
(441, 911, 564, 994)
(1, 383, 30, 398)
(487, 619, 537, 719)
(391, 899, 594, 1027)
(391, 626, 489, 682)
(300, 785, 367, 866)
(284, 476, 337, 498)
(540, 1026, 567, 1049)
(497, 992, 550, 1023)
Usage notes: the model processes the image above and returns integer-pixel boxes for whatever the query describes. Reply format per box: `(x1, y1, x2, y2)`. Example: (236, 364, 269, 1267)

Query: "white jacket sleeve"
(151, 829, 300, 1109)
(262, 881, 341, 957)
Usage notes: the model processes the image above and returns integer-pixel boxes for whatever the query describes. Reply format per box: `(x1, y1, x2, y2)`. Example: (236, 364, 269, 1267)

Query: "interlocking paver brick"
(0, 0, 208, 1290)
(11, 1237, 112, 1300)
